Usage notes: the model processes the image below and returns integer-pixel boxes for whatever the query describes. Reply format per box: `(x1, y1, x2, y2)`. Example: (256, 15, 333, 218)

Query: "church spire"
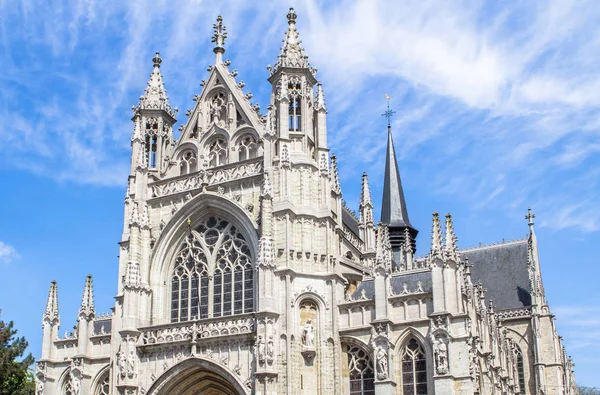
(135, 52, 177, 118)
(79, 274, 95, 320)
(43, 280, 59, 325)
(268, 8, 316, 76)
(380, 96, 418, 250)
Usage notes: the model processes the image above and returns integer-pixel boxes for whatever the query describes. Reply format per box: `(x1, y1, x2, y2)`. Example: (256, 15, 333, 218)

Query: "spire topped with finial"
(212, 14, 227, 62)
(430, 212, 443, 259)
(135, 52, 176, 117)
(43, 280, 59, 325)
(525, 207, 536, 233)
(330, 153, 342, 195)
(79, 274, 95, 320)
(360, 172, 374, 225)
(269, 7, 315, 76)
(444, 213, 459, 261)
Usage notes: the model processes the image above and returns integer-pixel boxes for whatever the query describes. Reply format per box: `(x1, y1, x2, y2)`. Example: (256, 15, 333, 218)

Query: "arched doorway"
(147, 358, 248, 395)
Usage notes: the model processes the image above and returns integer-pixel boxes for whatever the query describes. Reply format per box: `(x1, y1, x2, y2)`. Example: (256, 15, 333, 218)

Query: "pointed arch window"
(208, 138, 227, 167)
(401, 338, 428, 395)
(95, 373, 110, 395)
(346, 345, 375, 395)
(171, 217, 254, 323)
(179, 150, 198, 175)
(237, 135, 258, 161)
(514, 344, 526, 394)
(288, 79, 302, 131)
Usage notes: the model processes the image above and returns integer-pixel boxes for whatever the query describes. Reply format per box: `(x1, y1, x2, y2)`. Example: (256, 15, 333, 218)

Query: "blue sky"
(1, 0, 599, 387)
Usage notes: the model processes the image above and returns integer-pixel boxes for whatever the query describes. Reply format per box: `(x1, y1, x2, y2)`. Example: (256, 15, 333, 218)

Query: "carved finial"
(152, 51, 162, 68)
(43, 280, 59, 325)
(430, 212, 443, 259)
(287, 7, 297, 24)
(261, 173, 273, 199)
(360, 172, 374, 225)
(330, 153, 342, 195)
(130, 202, 140, 227)
(79, 274, 95, 320)
(316, 82, 326, 111)
(212, 14, 227, 59)
(525, 207, 536, 234)
(382, 94, 396, 130)
(140, 202, 150, 229)
(375, 223, 392, 274)
(444, 213, 459, 261)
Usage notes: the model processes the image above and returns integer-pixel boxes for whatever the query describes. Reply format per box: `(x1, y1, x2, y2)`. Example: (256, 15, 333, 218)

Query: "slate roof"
(463, 240, 531, 311)
(93, 317, 112, 335)
(342, 206, 360, 236)
(351, 271, 432, 300)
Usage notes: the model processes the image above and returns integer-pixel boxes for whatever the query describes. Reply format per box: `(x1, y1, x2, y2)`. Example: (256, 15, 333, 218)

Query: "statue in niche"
(257, 335, 266, 363)
(267, 336, 274, 363)
(433, 338, 449, 374)
(301, 319, 315, 348)
(127, 350, 136, 378)
(118, 350, 127, 378)
(375, 346, 388, 380)
(210, 94, 225, 126)
(71, 377, 81, 395)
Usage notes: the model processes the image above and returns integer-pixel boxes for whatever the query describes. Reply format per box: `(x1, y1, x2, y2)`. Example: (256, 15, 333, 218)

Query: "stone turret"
(41, 280, 59, 361)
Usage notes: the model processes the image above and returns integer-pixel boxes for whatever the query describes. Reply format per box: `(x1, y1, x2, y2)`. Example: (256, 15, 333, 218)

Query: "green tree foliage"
(0, 311, 34, 395)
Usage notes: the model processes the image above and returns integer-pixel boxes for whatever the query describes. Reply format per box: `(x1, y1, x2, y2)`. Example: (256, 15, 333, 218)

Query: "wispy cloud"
(0, 242, 19, 264)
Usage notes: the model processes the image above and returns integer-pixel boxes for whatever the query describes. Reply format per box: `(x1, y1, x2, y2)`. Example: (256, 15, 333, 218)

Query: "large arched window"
(179, 150, 197, 175)
(171, 217, 253, 323)
(401, 338, 428, 395)
(95, 373, 109, 395)
(514, 344, 526, 394)
(208, 138, 227, 167)
(237, 135, 258, 161)
(346, 345, 375, 395)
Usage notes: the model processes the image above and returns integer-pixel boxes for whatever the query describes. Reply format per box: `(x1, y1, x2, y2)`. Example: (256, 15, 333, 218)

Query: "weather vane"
(382, 94, 396, 128)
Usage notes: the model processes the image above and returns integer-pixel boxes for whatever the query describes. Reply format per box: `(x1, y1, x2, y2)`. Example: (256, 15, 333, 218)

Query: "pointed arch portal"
(147, 358, 247, 395)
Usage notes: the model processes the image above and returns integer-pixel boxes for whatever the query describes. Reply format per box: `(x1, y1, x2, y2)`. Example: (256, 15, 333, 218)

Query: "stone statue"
(302, 319, 315, 347)
(71, 377, 81, 395)
(434, 338, 449, 374)
(36, 379, 44, 395)
(267, 336, 274, 361)
(376, 346, 388, 380)
(127, 350, 136, 377)
(257, 335, 266, 362)
(118, 351, 127, 378)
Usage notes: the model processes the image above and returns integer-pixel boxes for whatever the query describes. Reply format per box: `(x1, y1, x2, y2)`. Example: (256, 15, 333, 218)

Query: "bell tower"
(267, 8, 328, 168)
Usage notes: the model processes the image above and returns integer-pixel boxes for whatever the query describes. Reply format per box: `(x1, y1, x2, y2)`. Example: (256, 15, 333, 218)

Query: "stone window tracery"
(346, 345, 375, 395)
(63, 375, 73, 395)
(401, 338, 428, 395)
(237, 135, 258, 161)
(514, 344, 526, 394)
(95, 374, 109, 395)
(171, 217, 253, 323)
(179, 150, 198, 175)
(288, 79, 302, 131)
(207, 138, 227, 167)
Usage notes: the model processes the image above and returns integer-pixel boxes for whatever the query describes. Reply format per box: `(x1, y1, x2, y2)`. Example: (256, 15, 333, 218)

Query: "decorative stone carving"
(301, 319, 315, 348)
(267, 336, 275, 364)
(257, 335, 266, 365)
(150, 160, 263, 198)
(375, 345, 388, 380)
(431, 335, 449, 375)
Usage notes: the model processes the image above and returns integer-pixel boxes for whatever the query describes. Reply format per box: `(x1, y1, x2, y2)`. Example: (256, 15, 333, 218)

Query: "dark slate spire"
(380, 96, 418, 254)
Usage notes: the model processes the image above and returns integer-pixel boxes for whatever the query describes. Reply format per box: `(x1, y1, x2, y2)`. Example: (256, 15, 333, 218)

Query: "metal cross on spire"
(382, 94, 396, 130)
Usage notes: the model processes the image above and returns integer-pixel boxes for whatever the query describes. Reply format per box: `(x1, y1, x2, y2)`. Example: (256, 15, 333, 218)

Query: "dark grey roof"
(463, 240, 531, 311)
(351, 271, 432, 300)
(342, 206, 360, 236)
(93, 317, 112, 335)
(380, 128, 414, 230)
(390, 271, 432, 294)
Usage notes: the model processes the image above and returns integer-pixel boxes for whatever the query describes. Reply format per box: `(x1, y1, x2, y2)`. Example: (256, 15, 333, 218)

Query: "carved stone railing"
(343, 225, 364, 250)
(140, 315, 255, 346)
(149, 159, 263, 199)
(497, 307, 531, 320)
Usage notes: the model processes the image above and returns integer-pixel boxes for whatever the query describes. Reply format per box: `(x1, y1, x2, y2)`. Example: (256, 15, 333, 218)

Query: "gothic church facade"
(37, 9, 577, 395)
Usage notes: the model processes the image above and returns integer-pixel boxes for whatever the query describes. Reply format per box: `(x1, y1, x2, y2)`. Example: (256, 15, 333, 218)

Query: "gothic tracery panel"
(237, 134, 258, 161)
(171, 217, 254, 323)
(401, 338, 428, 395)
(207, 137, 227, 167)
(179, 150, 198, 175)
(345, 345, 375, 395)
(95, 373, 109, 395)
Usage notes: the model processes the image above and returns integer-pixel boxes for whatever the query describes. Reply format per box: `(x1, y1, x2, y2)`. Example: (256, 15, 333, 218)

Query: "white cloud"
(0, 242, 19, 264)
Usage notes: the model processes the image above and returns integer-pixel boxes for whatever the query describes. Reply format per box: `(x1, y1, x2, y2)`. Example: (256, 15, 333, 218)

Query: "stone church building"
(36, 8, 577, 395)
